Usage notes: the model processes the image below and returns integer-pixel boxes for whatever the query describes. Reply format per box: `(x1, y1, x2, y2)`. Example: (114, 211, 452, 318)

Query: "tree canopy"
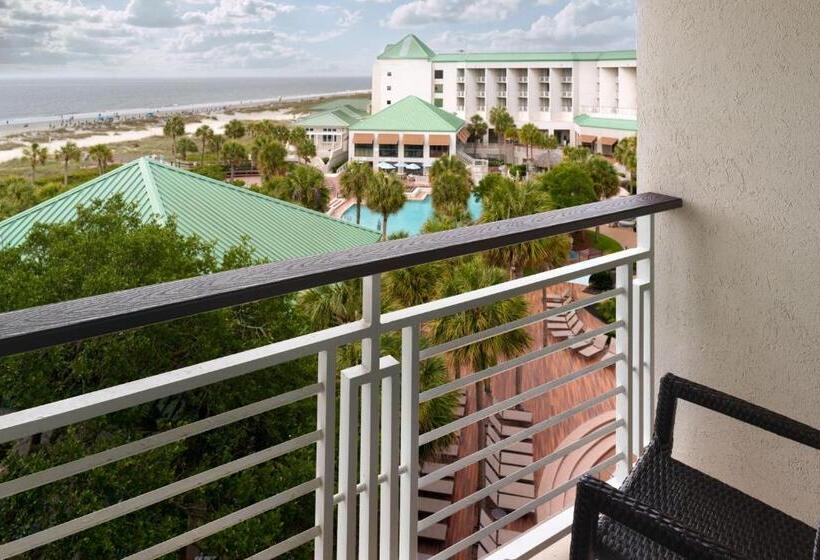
(0, 196, 316, 558)
(535, 161, 598, 209)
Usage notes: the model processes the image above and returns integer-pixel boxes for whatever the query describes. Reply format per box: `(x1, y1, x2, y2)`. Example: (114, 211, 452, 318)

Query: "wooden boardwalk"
(442, 283, 615, 554)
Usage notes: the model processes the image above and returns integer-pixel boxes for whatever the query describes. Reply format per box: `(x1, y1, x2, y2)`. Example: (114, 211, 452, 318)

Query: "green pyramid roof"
(350, 96, 465, 133)
(0, 157, 380, 261)
(297, 105, 368, 128)
(378, 34, 436, 60)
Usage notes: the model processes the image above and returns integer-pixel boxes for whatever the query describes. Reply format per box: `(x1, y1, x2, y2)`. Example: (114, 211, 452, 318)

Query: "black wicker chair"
(569, 373, 820, 560)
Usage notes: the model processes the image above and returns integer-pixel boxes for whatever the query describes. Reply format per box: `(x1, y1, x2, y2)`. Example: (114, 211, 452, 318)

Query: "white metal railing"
(0, 206, 665, 559)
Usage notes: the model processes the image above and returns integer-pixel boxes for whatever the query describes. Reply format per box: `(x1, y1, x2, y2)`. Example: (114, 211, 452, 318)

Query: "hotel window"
(519, 103, 528, 112)
(434, 69, 444, 79)
(434, 84, 443, 93)
(387, 86, 392, 91)
(379, 143, 399, 158)
(434, 99, 443, 107)
(387, 71, 392, 77)
(404, 144, 423, 158)
(387, 100, 391, 105)
(429, 144, 450, 158)
(354, 144, 373, 157)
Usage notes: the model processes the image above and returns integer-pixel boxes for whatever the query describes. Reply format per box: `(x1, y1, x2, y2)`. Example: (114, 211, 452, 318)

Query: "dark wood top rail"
(0, 193, 681, 357)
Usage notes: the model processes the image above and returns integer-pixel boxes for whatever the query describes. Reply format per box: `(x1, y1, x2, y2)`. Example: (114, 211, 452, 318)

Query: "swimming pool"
(341, 196, 483, 236)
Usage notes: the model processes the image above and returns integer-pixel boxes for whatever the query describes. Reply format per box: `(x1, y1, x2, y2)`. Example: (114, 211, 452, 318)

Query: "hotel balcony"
(561, 90, 573, 98)
(477, 76, 486, 84)
(497, 91, 507, 98)
(540, 90, 550, 98)
(540, 76, 550, 83)
(519, 91, 528, 98)
(519, 77, 528, 84)
(2, 4, 820, 559)
(562, 77, 573, 84)
(477, 90, 485, 98)
(498, 76, 507, 83)
(457, 76, 465, 83)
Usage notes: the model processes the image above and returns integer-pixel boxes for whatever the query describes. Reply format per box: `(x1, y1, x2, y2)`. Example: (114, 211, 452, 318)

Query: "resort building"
(0, 157, 380, 260)
(371, 35, 637, 151)
(296, 104, 368, 164)
(348, 95, 469, 174)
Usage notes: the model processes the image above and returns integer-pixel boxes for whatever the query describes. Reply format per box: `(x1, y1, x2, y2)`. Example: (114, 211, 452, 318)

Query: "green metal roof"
(0, 157, 380, 261)
(350, 96, 465, 133)
(574, 114, 638, 132)
(309, 97, 370, 113)
(297, 105, 367, 128)
(432, 50, 637, 63)
(378, 34, 437, 60)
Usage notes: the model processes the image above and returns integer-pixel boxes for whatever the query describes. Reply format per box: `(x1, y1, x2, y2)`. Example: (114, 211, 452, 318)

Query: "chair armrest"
(569, 475, 745, 560)
(654, 373, 820, 451)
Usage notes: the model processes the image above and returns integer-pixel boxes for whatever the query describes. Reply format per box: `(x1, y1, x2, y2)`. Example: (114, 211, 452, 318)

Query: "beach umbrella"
(393, 162, 407, 168)
(405, 163, 421, 170)
(378, 162, 395, 170)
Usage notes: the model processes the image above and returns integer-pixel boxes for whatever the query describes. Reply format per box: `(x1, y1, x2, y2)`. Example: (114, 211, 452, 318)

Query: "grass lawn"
(588, 231, 623, 254)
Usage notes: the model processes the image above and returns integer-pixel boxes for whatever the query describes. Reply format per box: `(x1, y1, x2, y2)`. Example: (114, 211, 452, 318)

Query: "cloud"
(433, 0, 635, 51)
(386, 0, 520, 28)
(125, 0, 185, 28)
(182, 0, 295, 25)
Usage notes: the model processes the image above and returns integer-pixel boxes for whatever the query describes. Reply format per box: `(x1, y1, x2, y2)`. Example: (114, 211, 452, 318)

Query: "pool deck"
(327, 186, 432, 219)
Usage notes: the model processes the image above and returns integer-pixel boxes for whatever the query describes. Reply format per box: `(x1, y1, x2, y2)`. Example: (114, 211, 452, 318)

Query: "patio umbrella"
(393, 162, 407, 168)
(378, 162, 395, 170)
(404, 163, 421, 170)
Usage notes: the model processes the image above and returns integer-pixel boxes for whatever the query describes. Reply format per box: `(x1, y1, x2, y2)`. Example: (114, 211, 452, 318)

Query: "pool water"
(341, 196, 483, 236)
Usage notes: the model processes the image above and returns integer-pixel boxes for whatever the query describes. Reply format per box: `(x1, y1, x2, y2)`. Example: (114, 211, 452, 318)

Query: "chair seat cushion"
(595, 446, 816, 559)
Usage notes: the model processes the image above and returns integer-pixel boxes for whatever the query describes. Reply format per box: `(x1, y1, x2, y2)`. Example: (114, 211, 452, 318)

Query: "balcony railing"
(0, 194, 681, 560)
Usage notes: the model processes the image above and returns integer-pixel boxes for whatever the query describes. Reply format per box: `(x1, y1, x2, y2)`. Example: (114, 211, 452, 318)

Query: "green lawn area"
(589, 232, 623, 254)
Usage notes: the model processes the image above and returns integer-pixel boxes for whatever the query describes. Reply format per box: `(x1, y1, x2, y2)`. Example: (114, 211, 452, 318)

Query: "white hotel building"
(371, 35, 637, 154)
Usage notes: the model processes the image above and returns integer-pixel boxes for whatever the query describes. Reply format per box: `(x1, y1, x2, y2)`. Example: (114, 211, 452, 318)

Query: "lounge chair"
(578, 335, 607, 358)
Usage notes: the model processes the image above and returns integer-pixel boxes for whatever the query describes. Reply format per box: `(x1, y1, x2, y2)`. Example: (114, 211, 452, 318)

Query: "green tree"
(209, 133, 225, 161)
(586, 155, 620, 201)
(563, 145, 592, 163)
(489, 105, 515, 162)
(162, 115, 185, 163)
(288, 126, 309, 146)
(22, 142, 48, 185)
(194, 124, 214, 166)
(249, 119, 276, 138)
(55, 141, 82, 186)
(271, 124, 291, 144)
(266, 164, 329, 212)
(296, 138, 316, 164)
(339, 161, 373, 224)
(429, 155, 472, 219)
(429, 258, 530, 494)
(518, 123, 544, 161)
(466, 114, 488, 156)
(87, 144, 113, 175)
(224, 119, 246, 140)
(0, 176, 36, 219)
(366, 171, 405, 240)
(535, 161, 597, 209)
(222, 140, 247, 179)
(614, 135, 637, 191)
(251, 137, 287, 182)
(0, 196, 315, 558)
(175, 136, 197, 161)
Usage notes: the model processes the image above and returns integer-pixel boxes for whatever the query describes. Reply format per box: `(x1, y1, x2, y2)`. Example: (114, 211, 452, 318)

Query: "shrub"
(588, 270, 614, 291)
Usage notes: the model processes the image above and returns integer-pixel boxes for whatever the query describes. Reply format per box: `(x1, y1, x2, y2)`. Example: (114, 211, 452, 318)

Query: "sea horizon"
(0, 76, 371, 123)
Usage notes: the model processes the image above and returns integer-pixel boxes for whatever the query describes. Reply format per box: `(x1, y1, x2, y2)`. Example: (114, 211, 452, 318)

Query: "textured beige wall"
(639, 1, 820, 525)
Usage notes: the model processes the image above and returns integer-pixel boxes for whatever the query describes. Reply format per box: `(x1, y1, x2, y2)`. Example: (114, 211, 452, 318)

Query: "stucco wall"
(639, 1, 820, 525)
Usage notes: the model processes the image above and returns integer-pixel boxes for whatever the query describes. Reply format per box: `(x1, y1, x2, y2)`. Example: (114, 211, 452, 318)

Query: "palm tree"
(466, 114, 488, 157)
(430, 155, 472, 218)
(163, 115, 185, 163)
(194, 125, 213, 166)
(249, 120, 276, 138)
(251, 136, 287, 182)
(87, 144, 113, 175)
(384, 261, 442, 308)
(489, 105, 515, 162)
(271, 124, 291, 144)
(296, 138, 316, 164)
(22, 142, 48, 185)
(277, 164, 329, 212)
(430, 258, 530, 499)
(614, 135, 637, 191)
(176, 137, 197, 161)
(55, 141, 81, 186)
(481, 177, 571, 381)
(209, 134, 225, 162)
(339, 161, 373, 224)
(222, 141, 247, 179)
(518, 123, 544, 161)
(365, 171, 405, 240)
(288, 126, 309, 146)
(224, 119, 246, 140)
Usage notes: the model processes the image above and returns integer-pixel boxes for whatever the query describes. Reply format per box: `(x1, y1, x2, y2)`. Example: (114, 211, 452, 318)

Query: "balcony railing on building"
(0, 195, 682, 560)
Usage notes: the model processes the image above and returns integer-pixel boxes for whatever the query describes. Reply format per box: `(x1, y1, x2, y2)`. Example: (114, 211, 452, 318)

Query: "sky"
(0, 0, 636, 78)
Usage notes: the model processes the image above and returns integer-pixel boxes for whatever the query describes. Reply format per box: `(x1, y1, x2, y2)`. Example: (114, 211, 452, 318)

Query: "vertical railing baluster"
(379, 365, 400, 560)
(615, 263, 633, 481)
(398, 324, 420, 560)
(637, 214, 655, 440)
(315, 348, 337, 560)
(338, 368, 360, 560)
(360, 275, 381, 560)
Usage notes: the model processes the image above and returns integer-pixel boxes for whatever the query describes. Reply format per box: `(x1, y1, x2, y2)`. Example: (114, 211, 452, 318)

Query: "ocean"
(0, 76, 371, 122)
